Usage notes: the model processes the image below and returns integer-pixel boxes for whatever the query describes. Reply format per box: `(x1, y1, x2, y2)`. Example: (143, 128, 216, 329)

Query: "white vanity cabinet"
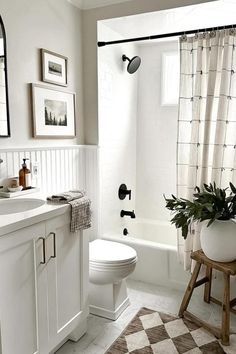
(38, 213, 89, 353)
(0, 208, 89, 354)
(0, 222, 44, 354)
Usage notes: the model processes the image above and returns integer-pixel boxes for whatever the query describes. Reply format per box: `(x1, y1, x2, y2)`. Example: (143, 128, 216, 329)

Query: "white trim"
(67, 0, 132, 10)
(161, 51, 179, 106)
(67, 0, 83, 9)
(0, 145, 98, 152)
(89, 297, 130, 320)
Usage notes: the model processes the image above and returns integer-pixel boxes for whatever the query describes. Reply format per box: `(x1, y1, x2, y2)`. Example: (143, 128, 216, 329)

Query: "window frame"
(161, 51, 180, 107)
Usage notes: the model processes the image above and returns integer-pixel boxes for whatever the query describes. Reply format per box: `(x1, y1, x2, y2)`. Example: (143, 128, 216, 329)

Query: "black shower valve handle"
(124, 189, 131, 200)
(118, 184, 132, 200)
(127, 189, 131, 200)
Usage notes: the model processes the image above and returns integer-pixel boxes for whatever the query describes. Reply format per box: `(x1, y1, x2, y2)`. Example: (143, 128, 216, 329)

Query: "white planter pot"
(200, 219, 236, 262)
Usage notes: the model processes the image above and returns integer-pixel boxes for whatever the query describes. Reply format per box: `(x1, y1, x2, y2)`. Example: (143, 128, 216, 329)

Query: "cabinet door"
(0, 223, 45, 354)
(35, 225, 50, 354)
(45, 213, 85, 350)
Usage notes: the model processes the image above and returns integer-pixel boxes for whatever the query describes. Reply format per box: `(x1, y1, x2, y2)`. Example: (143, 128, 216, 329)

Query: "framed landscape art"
(32, 84, 76, 138)
(41, 49, 68, 86)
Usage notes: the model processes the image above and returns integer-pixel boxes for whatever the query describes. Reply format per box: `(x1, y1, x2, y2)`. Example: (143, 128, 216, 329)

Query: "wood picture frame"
(32, 84, 76, 138)
(41, 49, 68, 87)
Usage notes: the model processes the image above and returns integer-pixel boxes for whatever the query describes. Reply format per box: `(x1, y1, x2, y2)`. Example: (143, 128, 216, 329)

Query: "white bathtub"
(102, 219, 190, 289)
(122, 219, 177, 247)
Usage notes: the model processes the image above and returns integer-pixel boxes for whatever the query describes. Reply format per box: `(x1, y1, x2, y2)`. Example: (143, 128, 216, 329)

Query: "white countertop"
(0, 193, 70, 237)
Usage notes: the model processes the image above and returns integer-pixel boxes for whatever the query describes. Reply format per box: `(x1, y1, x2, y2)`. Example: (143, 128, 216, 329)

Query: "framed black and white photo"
(32, 84, 76, 138)
(41, 49, 68, 86)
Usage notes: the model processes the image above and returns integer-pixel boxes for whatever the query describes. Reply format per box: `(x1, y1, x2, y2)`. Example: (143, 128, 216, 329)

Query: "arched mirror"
(0, 16, 10, 137)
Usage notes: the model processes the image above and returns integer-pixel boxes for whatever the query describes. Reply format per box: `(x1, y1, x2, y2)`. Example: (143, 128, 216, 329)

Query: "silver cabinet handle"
(38, 237, 46, 264)
(49, 232, 56, 259)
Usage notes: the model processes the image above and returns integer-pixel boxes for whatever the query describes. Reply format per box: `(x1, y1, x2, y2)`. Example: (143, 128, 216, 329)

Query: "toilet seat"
(89, 239, 137, 285)
(89, 239, 137, 267)
(90, 258, 137, 271)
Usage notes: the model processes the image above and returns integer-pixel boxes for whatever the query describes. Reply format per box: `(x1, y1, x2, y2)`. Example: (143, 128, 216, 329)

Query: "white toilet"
(89, 239, 137, 320)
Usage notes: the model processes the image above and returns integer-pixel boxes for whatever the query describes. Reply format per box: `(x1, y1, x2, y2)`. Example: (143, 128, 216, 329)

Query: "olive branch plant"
(164, 182, 236, 239)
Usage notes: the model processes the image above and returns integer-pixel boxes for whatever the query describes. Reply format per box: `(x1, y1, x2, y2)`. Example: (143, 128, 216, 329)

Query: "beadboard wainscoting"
(0, 145, 98, 239)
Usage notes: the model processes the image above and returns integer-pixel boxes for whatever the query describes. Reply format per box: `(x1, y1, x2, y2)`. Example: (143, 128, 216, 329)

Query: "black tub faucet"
(120, 210, 136, 218)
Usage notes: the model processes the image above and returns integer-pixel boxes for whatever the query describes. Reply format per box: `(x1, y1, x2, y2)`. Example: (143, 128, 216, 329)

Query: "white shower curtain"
(177, 29, 236, 270)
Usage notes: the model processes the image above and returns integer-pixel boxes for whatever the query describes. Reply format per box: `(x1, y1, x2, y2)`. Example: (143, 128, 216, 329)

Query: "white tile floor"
(56, 279, 236, 354)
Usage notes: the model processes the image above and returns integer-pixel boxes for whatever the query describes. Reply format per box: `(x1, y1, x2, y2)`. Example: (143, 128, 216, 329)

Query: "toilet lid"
(89, 239, 137, 264)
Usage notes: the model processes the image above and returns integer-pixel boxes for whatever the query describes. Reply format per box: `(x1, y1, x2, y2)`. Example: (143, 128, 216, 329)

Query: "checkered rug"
(106, 308, 227, 353)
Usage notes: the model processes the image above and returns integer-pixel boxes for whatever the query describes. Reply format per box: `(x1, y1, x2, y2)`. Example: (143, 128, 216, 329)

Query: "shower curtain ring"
(195, 27, 200, 39)
(202, 27, 206, 39)
(181, 31, 187, 42)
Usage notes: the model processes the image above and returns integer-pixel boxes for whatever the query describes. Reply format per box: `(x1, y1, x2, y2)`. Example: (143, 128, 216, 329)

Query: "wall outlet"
(31, 162, 40, 177)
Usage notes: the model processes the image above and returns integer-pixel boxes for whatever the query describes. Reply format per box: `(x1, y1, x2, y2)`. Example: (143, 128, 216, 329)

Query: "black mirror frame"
(0, 15, 10, 137)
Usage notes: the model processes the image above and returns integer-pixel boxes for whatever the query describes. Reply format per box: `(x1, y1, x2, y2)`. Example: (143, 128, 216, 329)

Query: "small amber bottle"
(19, 158, 32, 189)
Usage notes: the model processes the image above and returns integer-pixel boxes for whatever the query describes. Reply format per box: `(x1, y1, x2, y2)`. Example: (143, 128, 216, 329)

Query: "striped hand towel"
(69, 197, 91, 232)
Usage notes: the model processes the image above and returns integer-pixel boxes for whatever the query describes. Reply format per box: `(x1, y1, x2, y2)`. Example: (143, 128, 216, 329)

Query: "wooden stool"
(179, 250, 236, 346)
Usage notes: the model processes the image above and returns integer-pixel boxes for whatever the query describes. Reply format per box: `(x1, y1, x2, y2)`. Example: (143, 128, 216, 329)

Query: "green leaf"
(165, 182, 236, 241)
(207, 218, 215, 227)
(204, 184, 212, 192)
(195, 186, 200, 193)
(182, 225, 189, 239)
(230, 182, 236, 194)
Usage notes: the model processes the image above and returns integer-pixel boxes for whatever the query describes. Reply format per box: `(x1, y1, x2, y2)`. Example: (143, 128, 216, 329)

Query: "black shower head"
(122, 54, 141, 74)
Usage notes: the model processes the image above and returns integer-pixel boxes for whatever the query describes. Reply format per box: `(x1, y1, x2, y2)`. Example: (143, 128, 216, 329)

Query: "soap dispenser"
(19, 158, 32, 189)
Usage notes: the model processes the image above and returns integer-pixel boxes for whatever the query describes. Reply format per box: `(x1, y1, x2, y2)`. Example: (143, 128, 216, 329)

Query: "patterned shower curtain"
(177, 29, 236, 270)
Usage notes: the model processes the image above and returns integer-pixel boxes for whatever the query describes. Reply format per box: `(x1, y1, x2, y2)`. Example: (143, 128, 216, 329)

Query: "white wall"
(82, 0, 215, 144)
(98, 23, 138, 235)
(0, 0, 84, 147)
(0, 0, 216, 147)
(0, 1, 98, 240)
(136, 41, 178, 221)
(99, 39, 179, 231)
(101, 1, 233, 39)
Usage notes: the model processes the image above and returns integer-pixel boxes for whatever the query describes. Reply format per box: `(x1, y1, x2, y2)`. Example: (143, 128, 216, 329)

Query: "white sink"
(0, 198, 45, 215)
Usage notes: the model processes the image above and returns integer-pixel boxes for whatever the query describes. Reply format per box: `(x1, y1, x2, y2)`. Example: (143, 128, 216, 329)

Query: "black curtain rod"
(97, 23, 236, 47)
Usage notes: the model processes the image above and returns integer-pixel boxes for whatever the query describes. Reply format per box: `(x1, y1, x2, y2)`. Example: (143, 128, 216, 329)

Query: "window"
(161, 51, 179, 106)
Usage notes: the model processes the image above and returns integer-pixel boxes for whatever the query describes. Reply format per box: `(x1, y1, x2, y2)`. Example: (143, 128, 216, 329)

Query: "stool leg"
(179, 262, 201, 317)
(204, 266, 212, 303)
(221, 273, 230, 346)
